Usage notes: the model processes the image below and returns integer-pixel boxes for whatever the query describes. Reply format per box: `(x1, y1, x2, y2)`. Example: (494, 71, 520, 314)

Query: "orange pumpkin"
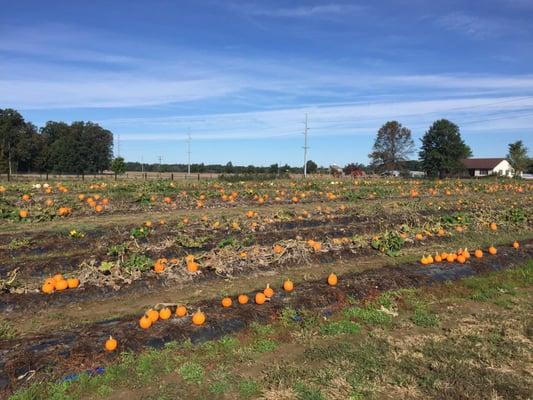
(327, 273, 338, 286)
(488, 246, 497, 255)
(176, 305, 187, 317)
(512, 241, 520, 249)
(146, 309, 159, 323)
(238, 294, 249, 304)
(54, 279, 68, 291)
(192, 310, 206, 326)
(221, 297, 232, 308)
(159, 307, 172, 320)
(104, 336, 118, 352)
(474, 249, 483, 258)
(67, 278, 80, 289)
(255, 292, 266, 305)
(263, 284, 274, 298)
(283, 279, 294, 292)
(139, 315, 152, 329)
(19, 209, 29, 218)
(42, 282, 55, 294)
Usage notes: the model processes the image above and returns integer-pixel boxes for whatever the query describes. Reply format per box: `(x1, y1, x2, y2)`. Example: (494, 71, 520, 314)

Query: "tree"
(369, 121, 414, 171)
(224, 161, 234, 173)
(306, 160, 318, 174)
(419, 119, 472, 178)
(343, 163, 366, 176)
(111, 157, 126, 179)
(507, 140, 529, 176)
(0, 109, 26, 178)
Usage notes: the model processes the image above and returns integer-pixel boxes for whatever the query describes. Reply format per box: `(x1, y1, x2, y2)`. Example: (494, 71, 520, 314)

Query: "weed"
(179, 362, 204, 384)
(320, 320, 361, 336)
(371, 230, 404, 257)
(238, 378, 260, 398)
(343, 307, 393, 326)
(410, 308, 439, 328)
(252, 338, 278, 353)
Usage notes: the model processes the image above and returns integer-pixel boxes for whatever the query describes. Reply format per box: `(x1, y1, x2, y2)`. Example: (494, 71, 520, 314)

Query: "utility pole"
(141, 155, 144, 174)
(116, 133, 121, 158)
(158, 156, 162, 174)
(187, 130, 192, 177)
(303, 113, 309, 178)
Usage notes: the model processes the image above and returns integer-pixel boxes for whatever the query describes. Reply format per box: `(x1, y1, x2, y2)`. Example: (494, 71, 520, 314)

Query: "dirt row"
(1, 240, 531, 395)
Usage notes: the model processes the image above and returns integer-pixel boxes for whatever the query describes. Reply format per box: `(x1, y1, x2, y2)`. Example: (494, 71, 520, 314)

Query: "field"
(0, 177, 532, 399)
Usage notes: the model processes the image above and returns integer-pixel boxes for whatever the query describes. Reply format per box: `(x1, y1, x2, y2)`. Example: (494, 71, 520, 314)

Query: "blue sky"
(1, 0, 532, 167)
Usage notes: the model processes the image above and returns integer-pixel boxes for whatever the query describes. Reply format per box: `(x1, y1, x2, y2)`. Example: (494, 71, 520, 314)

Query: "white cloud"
(238, 3, 365, 18)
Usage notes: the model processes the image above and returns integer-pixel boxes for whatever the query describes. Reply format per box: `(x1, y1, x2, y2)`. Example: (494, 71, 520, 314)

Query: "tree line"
(0, 109, 113, 178)
(369, 119, 531, 177)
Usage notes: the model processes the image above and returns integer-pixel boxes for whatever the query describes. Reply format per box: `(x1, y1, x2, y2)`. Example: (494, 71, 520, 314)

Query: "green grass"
(320, 320, 361, 335)
(343, 306, 393, 326)
(410, 308, 440, 328)
(179, 362, 204, 385)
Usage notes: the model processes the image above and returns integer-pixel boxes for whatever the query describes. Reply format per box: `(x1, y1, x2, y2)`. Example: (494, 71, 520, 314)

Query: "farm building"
(462, 158, 515, 177)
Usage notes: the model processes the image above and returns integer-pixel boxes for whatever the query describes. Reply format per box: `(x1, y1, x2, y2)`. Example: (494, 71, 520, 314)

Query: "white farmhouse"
(462, 158, 516, 177)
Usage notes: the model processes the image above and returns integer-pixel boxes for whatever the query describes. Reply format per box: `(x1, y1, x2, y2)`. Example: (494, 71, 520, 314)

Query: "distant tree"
(111, 157, 126, 179)
(268, 163, 279, 174)
(0, 109, 27, 178)
(306, 160, 318, 174)
(369, 121, 414, 171)
(343, 163, 366, 176)
(507, 140, 529, 176)
(419, 119, 472, 178)
(224, 161, 234, 173)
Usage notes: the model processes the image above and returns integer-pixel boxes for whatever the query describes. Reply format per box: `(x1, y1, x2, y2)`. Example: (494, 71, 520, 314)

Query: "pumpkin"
(153, 259, 166, 273)
(67, 278, 80, 289)
(446, 253, 455, 263)
(154, 307, 170, 320)
(474, 249, 483, 258)
(327, 273, 338, 286)
(187, 261, 199, 273)
(420, 256, 429, 265)
(263, 284, 274, 298)
(105, 336, 118, 352)
(415, 233, 423, 241)
(19, 209, 29, 218)
(283, 279, 294, 292)
(95, 205, 104, 213)
(221, 297, 232, 308)
(490, 222, 497, 231)
(512, 241, 520, 249)
(139, 315, 152, 329)
(192, 310, 206, 326)
(426, 255, 434, 264)
(434, 254, 442, 263)
(457, 254, 466, 264)
(42, 282, 55, 294)
(146, 309, 159, 323)
(238, 294, 249, 304)
(176, 305, 187, 317)
(53, 273, 64, 282)
(255, 292, 266, 305)
(22, 194, 30, 201)
(273, 244, 284, 254)
(488, 246, 497, 255)
(54, 279, 68, 291)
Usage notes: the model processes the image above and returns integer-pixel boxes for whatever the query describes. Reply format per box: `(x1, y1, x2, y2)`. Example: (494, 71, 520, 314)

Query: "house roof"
(462, 158, 506, 169)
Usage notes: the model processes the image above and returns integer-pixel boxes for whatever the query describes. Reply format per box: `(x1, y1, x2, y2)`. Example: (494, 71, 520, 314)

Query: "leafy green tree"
(419, 119, 472, 178)
(0, 109, 26, 177)
(507, 140, 529, 176)
(369, 121, 414, 171)
(111, 157, 126, 179)
(224, 161, 234, 173)
(306, 160, 318, 174)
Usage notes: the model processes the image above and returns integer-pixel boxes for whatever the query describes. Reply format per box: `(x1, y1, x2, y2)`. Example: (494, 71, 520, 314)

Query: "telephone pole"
(158, 156, 162, 174)
(303, 113, 309, 178)
(116, 133, 121, 158)
(187, 130, 192, 177)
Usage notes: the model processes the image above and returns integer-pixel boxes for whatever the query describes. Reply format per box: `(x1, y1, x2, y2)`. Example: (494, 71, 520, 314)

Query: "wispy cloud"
(235, 3, 365, 18)
(435, 12, 503, 39)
